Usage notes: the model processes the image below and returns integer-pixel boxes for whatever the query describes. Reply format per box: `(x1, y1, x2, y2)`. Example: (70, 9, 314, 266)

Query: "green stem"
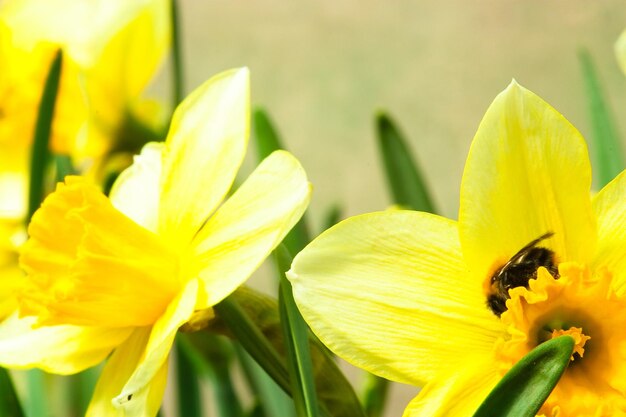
(170, 0, 184, 107)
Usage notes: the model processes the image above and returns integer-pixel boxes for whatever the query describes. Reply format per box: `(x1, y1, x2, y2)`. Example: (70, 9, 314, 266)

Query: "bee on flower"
(288, 81, 626, 416)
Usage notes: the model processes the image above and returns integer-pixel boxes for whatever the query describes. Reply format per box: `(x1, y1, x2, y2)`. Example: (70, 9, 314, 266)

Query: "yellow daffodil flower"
(0, 0, 170, 219)
(0, 0, 169, 322)
(0, 68, 312, 416)
(288, 81, 626, 416)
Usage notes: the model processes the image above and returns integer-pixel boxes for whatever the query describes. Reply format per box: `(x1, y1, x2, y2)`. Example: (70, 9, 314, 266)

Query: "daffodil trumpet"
(288, 81, 626, 416)
(0, 68, 311, 417)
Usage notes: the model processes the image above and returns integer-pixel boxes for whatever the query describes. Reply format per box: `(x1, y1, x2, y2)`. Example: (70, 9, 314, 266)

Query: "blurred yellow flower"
(0, 0, 170, 221)
(0, 0, 170, 323)
(288, 82, 626, 416)
(0, 68, 311, 416)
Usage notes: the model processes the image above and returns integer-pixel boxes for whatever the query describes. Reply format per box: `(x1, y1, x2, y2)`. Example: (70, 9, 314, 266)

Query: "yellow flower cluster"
(1, 3, 626, 417)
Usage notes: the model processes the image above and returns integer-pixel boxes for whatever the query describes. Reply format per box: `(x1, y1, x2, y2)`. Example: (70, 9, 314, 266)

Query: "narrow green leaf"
(67, 367, 100, 416)
(276, 245, 320, 417)
(170, 0, 184, 107)
(236, 346, 295, 417)
(178, 334, 243, 417)
(376, 113, 436, 213)
(175, 339, 203, 417)
(322, 204, 342, 231)
(207, 287, 366, 417)
(28, 50, 63, 222)
(25, 370, 47, 417)
(472, 335, 575, 417)
(579, 48, 625, 188)
(0, 368, 25, 417)
(361, 375, 389, 417)
(54, 154, 75, 183)
(252, 108, 310, 253)
(253, 109, 282, 161)
(213, 296, 292, 395)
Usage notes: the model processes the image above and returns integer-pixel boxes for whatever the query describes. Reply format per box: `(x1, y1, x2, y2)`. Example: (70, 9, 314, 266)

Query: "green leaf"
(322, 204, 342, 231)
(178, 334, 243, 417)
(252, 108, 310, 253)
(54, 154, 75, 183)
(253, 108, 283, 161)
(472, 335, 575, 417)
(205, 287, 366, 417)
(25, 370, 47, 417)
(213, 296, 292, 392)
(67, 367, 100, 416)
(276, 245, 320, 417)
(360, 375, 389, 417)
(170, 0, 184, 107)
(175, 339, 203, 417)
(28, 49, 63, 222)
(0, 368, 25, 417)
(578, 48, 624, 188)
(376, 113, 436, 213)
(236, 346, 295, 417)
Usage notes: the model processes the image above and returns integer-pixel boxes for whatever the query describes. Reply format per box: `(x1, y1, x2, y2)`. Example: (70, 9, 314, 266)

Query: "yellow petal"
(115, 279, 198, 404)
(86, 0, 169, 106)
(403, 356, 500, 417)
(159, 68, 250, 248)
(459, 81, 595, 286)
(87, 327, 168, 417)
(109, 142, 163, 233)
(190, 150, 311, 308)
(615, 29, 626, 77)
(288, 211, 504, 386)
(0, 0, 162, 69)
(0, 313, 132, 374)
(591, 169, 626, 294)
(20, 177, 180, 327)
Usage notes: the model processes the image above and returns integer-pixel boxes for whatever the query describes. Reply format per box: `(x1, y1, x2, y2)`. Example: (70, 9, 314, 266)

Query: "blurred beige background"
(171, 1, 626, 416)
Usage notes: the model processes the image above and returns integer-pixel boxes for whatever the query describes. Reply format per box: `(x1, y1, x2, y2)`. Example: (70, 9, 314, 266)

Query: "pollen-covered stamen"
(551, 327, 590, 360)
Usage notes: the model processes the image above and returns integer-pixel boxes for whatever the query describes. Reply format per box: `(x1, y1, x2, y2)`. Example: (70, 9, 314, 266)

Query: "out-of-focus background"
(168, 1, 626, 415)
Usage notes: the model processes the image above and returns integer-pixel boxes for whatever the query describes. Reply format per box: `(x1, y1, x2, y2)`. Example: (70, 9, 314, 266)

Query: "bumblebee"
(486, 232, 558, 317)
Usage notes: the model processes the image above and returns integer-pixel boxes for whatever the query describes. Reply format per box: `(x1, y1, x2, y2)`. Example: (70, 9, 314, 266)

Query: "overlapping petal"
(110, 142, 163, 232)
(115, 279, 199, 405)
(402, 355, 500, 417)
(0, 314, 132, 374)
(191, 150, 311, 308)
(159, 68, 249, 247)
(459, 81, 596, 284)
(288, 210, 504, 386)
(87, 327, 168, 417)
(591, 170, 626, 294)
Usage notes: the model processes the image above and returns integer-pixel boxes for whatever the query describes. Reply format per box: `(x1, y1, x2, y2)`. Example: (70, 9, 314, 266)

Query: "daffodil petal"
(87, 327, 168, 417)
(109, 142, 163, 232)
(0, 0, 158, 68)
(402, 356, 500, 417)
(115, 278, 198, 403)
(0, 313, 132, 374)
(191, 150, 311, 308)
(591, 169, 626, 294)
(459, 81, 595, 284)
(288, 211, 504, 386)
(158, 68, 249, 247)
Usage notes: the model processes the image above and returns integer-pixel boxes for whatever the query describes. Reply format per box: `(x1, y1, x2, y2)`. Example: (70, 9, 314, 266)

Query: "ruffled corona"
(497, 263, 626, 416)
(19, 177, 181, 328)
